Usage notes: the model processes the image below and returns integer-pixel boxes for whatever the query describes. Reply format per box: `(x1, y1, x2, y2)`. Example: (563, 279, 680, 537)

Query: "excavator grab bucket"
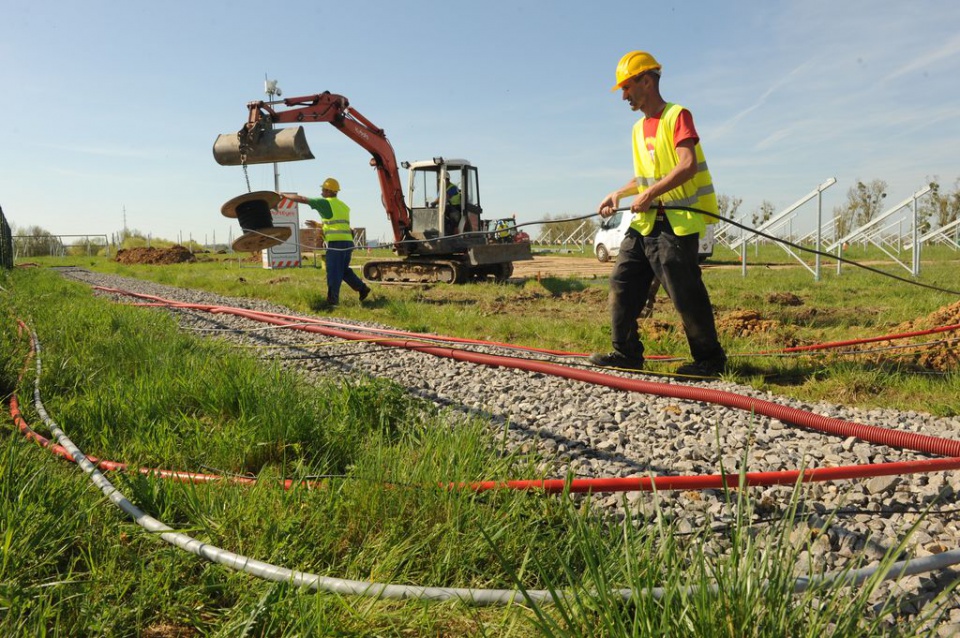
(212, 126, 315, 166)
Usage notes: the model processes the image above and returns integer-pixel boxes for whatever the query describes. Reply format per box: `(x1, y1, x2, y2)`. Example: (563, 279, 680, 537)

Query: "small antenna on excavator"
(265, 75, 281, 99)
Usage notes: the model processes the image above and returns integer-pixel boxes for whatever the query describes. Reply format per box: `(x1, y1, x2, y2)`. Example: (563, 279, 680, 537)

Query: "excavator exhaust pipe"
(212, 126, 315, 166)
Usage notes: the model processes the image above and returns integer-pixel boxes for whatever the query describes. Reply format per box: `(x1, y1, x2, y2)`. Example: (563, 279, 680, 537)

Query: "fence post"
(0, 206, 12, 269)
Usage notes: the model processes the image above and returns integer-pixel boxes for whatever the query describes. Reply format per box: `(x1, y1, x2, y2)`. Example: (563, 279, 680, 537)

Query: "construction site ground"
(113, 246, 615, 277)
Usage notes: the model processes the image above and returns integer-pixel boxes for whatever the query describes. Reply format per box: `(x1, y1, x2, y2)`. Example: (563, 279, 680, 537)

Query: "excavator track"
(362, 259, 516, 284)
(362, 259, 465, 284)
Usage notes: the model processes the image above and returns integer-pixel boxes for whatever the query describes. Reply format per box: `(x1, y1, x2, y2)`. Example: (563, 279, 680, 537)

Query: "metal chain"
(238, 130, 252, 193)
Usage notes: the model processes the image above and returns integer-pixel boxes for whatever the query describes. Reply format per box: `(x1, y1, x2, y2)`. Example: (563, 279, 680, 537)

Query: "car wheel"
(596, 244, 609, 263)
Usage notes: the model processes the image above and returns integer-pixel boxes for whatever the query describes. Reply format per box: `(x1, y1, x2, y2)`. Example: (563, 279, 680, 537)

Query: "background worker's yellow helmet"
(321, 177, 340, 193)
(611, 51, 662, 91)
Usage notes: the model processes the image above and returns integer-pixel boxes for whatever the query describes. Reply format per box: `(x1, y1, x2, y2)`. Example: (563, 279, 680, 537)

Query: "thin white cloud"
(753, 127, 793, 151)
(885, 32, 960, 82)
(710, 59, 818, 140)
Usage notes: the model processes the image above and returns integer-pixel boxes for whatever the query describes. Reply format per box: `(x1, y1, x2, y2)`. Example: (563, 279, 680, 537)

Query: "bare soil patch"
(716, 310, 781, 339)
(115, 245, 197, 265)
(512, 255, 612, 279)
(892, 299, 960, 372)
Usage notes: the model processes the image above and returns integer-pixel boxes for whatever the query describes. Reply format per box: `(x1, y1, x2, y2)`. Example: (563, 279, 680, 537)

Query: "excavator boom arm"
(243, 92, 411, 246)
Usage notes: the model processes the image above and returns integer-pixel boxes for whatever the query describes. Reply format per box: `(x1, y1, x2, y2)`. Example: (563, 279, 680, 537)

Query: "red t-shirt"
(642, 107, 698, 155)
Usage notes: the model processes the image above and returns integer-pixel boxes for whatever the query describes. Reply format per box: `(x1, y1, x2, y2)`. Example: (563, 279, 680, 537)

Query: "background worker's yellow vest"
(629, 103, 718, 237)
(323, 198, 354, 242)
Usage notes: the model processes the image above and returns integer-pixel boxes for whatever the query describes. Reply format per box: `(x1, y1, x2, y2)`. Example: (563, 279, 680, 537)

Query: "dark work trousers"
(609, 224, 725, 363)
(325, 240, 365, 303)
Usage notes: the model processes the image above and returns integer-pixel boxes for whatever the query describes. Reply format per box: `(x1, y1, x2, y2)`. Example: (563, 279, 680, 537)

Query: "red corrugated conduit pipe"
(13, 385, 960, 493)
(108, 290, 960, 455)
(106, 286, 960, 360)
(91, 290, 960, 463)
(9, 315, 960, 493)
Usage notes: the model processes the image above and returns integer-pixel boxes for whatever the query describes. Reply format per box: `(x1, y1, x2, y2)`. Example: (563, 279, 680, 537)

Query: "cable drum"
(220, 191, 291, 252)
(235, 199, 274, 231)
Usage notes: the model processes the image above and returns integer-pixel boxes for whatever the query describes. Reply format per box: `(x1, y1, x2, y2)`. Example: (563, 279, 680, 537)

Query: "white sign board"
(262, 197, 301, 269)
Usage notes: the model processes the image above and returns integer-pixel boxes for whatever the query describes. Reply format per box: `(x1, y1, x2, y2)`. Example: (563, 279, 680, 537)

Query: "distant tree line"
(11, 225, 206, 258)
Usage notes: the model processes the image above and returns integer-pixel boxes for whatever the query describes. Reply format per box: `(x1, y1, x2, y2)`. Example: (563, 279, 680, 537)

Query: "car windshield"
(602, 211, 623, 229)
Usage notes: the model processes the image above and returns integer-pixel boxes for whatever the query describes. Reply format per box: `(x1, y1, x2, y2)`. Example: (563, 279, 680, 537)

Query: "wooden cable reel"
(220, 191, 291, 252)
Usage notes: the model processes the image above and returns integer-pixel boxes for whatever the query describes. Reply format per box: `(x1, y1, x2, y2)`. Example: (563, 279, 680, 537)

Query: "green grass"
(1, 261, 958, 635)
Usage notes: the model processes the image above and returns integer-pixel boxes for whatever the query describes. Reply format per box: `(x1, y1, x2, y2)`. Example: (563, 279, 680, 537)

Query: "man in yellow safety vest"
(284, 177, 371, 306)
(589, 50, 726, 378)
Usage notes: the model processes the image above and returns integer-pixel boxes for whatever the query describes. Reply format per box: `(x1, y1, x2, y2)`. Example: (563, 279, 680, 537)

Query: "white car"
(593, 211, 715, 263)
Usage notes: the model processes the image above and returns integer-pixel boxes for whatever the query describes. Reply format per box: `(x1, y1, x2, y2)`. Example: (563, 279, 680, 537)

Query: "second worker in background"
(590, 50, 726, 378)
(284, 177, 371, 306)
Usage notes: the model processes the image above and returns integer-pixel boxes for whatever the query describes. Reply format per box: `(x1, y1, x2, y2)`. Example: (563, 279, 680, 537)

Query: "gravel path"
(57, 267, 960, 629)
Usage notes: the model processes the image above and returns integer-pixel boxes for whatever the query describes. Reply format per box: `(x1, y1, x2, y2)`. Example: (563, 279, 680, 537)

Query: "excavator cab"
(405, 159, 481, 241)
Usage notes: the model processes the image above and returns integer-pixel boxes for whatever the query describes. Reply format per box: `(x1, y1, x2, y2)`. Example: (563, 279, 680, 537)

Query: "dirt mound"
(889, 299, 960, 372)
(115, 245, 197, 265)
(716, 310, 781, 338)
(907, 299, 960, 329)
(767, 291, 803, 306)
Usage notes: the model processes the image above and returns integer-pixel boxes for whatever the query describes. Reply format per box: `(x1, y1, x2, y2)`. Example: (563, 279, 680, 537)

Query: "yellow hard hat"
(611, 51, 661, 91)
(321, 177, 340, 192)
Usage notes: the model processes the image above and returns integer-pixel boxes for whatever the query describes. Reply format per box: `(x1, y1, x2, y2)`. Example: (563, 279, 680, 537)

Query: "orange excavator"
(213, 91, 531, 283)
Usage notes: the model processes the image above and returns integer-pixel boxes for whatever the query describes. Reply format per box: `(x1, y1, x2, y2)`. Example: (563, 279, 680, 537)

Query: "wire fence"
(13, 234, 110, 259)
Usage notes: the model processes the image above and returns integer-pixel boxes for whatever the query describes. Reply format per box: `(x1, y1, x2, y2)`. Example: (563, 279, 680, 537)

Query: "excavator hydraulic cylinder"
(212, 126, 315, 166)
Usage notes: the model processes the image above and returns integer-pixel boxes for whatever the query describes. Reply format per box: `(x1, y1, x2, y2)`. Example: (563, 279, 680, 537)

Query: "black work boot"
(359, 285, 371, 302)
(675, 358, 726, 378)
(588, 352, 644, 370)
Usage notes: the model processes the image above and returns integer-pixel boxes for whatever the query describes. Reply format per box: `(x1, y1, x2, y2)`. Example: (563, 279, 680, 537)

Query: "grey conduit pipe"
(23, 326, 960, 604)
(25, 329, 547, 605)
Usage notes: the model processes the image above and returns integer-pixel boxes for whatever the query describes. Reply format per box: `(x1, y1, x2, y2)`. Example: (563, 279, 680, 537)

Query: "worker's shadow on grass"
(536, 277, 589, 296)
(733, 358, 949, 389)
(357, 297, 388, 309)
(728, 362, 818, 387)
(410, 297, 479, 307)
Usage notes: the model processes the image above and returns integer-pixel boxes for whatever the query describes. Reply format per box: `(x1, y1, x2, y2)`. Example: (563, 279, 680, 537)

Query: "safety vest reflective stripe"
(629, 103, 719, 236)
(323, 198, 354, 242)
(635, 176, 656, 188)
(664, 184, 717, 208)
(635, 168, 712, 192)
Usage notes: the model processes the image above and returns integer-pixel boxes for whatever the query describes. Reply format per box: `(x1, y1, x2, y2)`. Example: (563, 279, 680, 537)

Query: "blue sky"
(3, 0, 959, 245)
